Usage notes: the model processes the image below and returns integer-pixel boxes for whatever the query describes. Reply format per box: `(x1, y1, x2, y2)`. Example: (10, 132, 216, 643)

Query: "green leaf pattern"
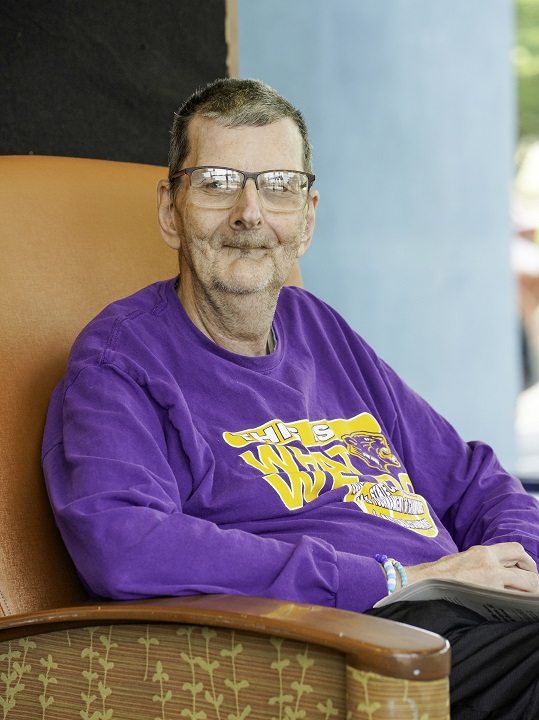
(138, 626, 160, 681)
(38, 653, 58, 719)
(220, 631, 251, 720)
(151, 660, 172, 720)
(352, 671, 381, 720)
(79, 627, 118, 720)
(268, 640, 314, 720)
(316, 698, 339, 719)
(175, 626, 205, 720)
(0, 625, 446, 719)
(0, 639, 36, 719)
(198, 628, 223, 719)
(348, 667, 447, 719)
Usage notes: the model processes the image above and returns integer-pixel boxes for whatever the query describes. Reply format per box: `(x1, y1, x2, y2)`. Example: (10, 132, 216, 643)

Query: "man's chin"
(212, 275, 274, 296)
(212, 259, 280, 295)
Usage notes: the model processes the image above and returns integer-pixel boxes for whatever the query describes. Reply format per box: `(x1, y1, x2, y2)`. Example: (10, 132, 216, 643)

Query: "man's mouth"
(224, 243, 271, 252)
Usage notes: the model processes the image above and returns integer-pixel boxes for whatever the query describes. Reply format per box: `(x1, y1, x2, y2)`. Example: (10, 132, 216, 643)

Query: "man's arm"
(373, 356, 539, 586)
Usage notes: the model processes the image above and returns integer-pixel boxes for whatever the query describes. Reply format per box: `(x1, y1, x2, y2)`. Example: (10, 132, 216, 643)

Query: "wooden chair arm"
(0, 593, 449, 681)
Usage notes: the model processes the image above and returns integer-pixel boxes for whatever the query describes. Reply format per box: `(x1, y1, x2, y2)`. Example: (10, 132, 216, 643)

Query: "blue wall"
(238, 0, 520, 469)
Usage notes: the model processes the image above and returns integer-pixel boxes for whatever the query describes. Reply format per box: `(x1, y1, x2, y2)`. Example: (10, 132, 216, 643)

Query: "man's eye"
(265, 176, 290, 193)
(264, 173, 302, 194)
(268, 181, 301, 195)
(200, 177, 238, 192)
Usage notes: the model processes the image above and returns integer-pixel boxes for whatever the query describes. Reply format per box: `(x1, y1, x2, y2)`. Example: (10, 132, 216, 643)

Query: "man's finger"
(489, 542, 538, 574)
(503, 566, 539, 593)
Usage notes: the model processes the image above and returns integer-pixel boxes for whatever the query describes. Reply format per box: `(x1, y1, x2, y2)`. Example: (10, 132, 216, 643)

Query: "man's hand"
(405, 543, 539, 593)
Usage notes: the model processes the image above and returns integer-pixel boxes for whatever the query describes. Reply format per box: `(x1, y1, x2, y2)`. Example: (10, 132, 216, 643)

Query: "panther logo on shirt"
(342, 431, 401, 473)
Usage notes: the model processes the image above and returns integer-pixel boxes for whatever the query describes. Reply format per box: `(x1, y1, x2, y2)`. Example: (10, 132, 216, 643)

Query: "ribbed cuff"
(335, 552, 388, 613)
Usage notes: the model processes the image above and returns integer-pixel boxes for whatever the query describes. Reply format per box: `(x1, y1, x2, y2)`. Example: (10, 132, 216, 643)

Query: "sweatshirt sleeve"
(375, 356, 539, 568)
(42, 363, 387, 612)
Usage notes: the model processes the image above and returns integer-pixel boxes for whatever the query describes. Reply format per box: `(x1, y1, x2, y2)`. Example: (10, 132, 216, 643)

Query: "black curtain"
(0, 0, 229, 164)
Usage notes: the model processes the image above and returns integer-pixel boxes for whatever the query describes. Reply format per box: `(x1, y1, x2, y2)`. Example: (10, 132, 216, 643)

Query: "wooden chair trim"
(0, 594, 450, 681)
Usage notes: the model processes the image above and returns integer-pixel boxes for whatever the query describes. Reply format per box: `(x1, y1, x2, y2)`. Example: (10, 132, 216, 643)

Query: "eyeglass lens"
(189, 168, 309, 211)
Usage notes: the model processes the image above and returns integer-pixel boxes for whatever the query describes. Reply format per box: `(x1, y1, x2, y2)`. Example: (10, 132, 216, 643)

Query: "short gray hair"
(168, 78, 313, 195)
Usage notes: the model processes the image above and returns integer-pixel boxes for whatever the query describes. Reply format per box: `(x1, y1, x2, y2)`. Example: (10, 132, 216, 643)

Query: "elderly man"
(43, 78, 539, 718)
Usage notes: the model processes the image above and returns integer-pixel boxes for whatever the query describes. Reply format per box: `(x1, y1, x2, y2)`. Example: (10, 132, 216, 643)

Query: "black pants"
(367, 600, 539, 720)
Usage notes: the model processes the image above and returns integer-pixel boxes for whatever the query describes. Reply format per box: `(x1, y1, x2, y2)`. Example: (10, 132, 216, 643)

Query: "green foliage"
(516, 0, 539, 138)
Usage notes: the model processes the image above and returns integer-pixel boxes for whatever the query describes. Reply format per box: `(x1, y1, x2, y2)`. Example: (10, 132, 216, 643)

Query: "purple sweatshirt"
(42, 278, 539, 612)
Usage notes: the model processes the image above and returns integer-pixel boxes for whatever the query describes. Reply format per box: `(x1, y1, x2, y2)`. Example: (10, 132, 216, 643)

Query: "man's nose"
(229, 178, 263, 229)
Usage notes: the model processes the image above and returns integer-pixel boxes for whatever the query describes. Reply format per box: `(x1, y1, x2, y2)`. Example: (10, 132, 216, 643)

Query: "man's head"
(168, 78, 313, 198)
(157, 78, 319, 309)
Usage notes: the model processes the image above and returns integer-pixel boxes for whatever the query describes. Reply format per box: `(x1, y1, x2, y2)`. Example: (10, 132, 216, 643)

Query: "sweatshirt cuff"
(335, 551, 388, 613)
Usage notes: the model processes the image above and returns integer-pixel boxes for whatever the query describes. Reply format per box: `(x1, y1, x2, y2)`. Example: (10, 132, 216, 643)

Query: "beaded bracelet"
(374, 554, 397, 593)
(374, 554, 408, 594)
(389, 558, 409, 589)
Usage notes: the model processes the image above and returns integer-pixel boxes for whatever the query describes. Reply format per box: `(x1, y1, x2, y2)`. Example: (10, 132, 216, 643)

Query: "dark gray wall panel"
(1, 0, 228, 164)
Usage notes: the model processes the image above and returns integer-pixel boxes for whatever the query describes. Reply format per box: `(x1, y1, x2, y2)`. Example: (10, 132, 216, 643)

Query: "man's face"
(160, 116, 318, 297)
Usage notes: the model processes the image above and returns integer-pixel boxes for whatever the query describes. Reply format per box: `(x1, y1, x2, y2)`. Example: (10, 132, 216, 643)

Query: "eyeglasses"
(171, 166, 315, 212)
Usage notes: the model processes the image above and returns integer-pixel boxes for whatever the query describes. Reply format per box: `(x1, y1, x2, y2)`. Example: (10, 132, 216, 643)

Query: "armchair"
(0, 155, 450, 719)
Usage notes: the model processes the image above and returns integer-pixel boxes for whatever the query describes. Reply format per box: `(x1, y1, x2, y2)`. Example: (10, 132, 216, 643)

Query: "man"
(43, 78, 539, 718)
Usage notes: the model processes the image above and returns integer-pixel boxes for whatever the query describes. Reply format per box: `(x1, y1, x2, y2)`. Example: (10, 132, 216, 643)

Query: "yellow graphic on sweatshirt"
(223, 412, 437, 538)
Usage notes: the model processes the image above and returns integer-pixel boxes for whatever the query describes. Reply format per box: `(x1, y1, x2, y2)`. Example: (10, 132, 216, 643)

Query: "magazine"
(373, 578, 539, 622)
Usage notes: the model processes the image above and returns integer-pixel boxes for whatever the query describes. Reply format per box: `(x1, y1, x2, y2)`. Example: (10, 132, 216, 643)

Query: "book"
(373, 578, 539, 622)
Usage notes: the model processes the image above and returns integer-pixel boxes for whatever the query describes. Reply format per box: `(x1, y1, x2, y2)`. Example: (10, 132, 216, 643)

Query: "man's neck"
(177, 277, 278, 357)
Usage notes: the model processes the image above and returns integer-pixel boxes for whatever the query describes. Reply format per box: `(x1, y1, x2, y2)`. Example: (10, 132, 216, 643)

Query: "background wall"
(239, 0, 520, 470)
(1, 0, 520, 469)
(1, 0, 231, 164)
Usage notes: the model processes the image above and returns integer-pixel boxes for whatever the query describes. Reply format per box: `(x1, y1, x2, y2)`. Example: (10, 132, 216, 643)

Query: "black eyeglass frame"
(170, 166, 316, 209)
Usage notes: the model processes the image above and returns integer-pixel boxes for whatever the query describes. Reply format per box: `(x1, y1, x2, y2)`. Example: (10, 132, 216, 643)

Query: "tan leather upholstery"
(0, 155, 304, 617)
(0, 156, 175, 615)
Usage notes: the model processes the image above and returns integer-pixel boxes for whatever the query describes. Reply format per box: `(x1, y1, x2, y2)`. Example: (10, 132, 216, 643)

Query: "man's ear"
(157, 179, 181, 250)
(296, 189, 319, 259)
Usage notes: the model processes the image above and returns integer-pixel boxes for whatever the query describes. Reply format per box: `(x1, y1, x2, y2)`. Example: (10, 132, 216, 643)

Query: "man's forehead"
(186, 116, 304, 169)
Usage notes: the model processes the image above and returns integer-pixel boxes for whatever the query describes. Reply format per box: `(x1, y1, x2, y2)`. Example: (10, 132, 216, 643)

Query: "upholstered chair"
(0, 155, 450, 719)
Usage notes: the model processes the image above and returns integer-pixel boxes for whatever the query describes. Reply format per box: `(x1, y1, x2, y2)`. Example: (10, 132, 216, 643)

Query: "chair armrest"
(0, 593, 449, 681)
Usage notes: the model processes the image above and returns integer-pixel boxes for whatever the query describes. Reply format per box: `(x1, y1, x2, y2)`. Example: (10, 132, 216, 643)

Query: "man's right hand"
(405, 542, 539, 593)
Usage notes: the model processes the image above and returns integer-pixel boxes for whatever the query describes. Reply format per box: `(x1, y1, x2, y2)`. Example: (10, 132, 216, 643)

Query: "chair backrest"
(0, 154, 304, 617)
